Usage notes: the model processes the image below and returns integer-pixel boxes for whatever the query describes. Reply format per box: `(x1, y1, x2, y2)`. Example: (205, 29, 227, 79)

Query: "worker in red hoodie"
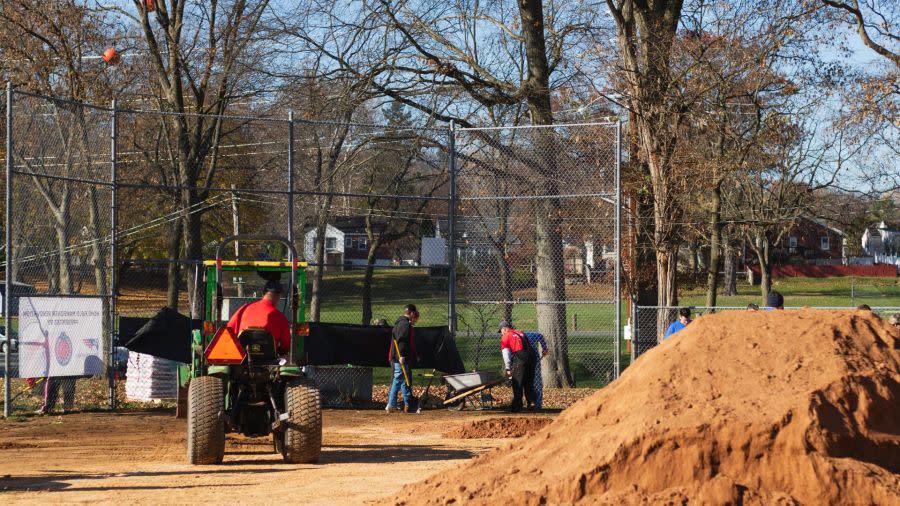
(225, 280, 291, 356)
(499, 320, 536, 412)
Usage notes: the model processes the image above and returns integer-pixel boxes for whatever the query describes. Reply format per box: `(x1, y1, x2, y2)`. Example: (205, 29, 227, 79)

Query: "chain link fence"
(453, 123, 623, 387)
(2, 88, 625, 415)
(630, 305, 900, 362)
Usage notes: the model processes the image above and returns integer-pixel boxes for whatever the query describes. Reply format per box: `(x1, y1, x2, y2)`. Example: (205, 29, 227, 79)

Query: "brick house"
(773, 216, 845, 264)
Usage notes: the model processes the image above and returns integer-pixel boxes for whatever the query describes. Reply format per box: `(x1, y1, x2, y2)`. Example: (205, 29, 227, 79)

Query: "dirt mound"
(387, 310, 900, 505)
(444, 417, 552, 439)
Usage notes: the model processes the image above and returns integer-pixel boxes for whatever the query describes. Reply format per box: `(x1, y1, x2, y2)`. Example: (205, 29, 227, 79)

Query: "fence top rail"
(636, 305, 900, 311)
(460, 300, 617, 305)
(12, 86, 628, 133)
(457, 120, 619, 131)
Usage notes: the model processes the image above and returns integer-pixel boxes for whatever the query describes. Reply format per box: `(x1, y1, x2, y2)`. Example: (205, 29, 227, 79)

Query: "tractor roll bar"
(214, 234, 299, 364)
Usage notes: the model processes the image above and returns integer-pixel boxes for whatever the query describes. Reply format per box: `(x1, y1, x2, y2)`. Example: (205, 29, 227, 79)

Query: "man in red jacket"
(225, 281, 291, 356)
(499, 320, 536, 412)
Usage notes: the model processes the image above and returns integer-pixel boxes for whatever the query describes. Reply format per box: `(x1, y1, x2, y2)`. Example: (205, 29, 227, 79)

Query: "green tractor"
(186, 235, 322, 465)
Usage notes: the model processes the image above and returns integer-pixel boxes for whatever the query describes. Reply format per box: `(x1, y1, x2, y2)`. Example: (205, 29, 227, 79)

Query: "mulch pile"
(385, 309, 900, 505)
(443, 417, 552, 439)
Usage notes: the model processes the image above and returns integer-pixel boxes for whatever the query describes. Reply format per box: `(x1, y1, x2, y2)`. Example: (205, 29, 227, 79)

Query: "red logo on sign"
(55, 333, 73, 366)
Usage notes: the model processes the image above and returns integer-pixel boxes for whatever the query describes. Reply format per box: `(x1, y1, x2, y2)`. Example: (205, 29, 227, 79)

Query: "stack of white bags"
(125, 352, 178, 401)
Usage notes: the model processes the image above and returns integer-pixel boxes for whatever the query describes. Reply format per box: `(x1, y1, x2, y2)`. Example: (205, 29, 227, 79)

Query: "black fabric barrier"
(119, 308, 465, 374)
(120, 307, 198, 364)
(305, 322, 465, 374)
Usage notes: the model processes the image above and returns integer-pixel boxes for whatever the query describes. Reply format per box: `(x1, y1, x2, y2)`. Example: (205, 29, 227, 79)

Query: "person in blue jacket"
(524, 332, 549, 410)
(664, 308, 692, 339)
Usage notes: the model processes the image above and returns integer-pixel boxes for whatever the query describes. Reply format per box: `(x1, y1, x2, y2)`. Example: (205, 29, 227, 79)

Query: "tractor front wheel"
(187, 376, 225, 464)
(282, 378, 322, 463)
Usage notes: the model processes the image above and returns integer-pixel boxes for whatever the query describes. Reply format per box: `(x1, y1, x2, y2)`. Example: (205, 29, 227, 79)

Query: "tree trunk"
(181, 193, 204, 319)
(753, 233, 773, 299)
(519, 0, 573, 388)
(361, 242, 381, 326)
(494, 246, 513, 323)
(54, 213, 73, 294)
(723, 242, 737, 296)
(534, 196, 573, 388)
(166, 217, 183, 309)
(87, 187, 108, 297)
(655, 245, 678, 343)
(705, 183, 722, 308)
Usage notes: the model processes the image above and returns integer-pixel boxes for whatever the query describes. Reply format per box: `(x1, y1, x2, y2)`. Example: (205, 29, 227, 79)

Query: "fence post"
(109, 99, 118, 410)
(447, 122, 457, 337)
(614, 120, 622, 379)
(4, 82, 12, 417)
(287, 111, 294, 247)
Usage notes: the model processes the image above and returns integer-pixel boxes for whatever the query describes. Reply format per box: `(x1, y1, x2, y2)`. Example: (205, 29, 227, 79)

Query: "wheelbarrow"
(442, 371, 506, 410)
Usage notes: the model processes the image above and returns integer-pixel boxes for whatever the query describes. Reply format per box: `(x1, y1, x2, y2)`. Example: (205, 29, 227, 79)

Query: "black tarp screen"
(120, 309, 466, 374)
(119, 308, 198, 364)
(305, 322, 465, 374)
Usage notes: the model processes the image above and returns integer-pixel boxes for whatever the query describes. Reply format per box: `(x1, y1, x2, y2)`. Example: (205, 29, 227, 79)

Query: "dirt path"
(0, 409, 552, 504)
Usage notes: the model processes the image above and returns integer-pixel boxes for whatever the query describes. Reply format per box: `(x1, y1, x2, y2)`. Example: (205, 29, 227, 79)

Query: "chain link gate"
(450, 122, 623, 387)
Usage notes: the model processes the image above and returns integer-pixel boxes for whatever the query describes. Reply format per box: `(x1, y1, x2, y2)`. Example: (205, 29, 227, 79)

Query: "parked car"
(0, 325, 17, 353)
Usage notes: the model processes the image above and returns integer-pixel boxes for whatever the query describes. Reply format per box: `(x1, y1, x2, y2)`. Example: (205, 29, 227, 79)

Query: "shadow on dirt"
(320, 443, 474, 464)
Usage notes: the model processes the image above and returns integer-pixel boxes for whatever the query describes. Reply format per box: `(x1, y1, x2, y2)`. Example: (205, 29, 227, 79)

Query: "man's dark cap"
(497, 320, 512, 333)
(264, 280, 284, 294)
(404, 304, 418, 314)
(766, 291, 784, 308)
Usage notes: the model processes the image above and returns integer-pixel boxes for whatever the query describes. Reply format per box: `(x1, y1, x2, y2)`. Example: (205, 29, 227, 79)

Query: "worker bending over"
(499, 320, 536, 412)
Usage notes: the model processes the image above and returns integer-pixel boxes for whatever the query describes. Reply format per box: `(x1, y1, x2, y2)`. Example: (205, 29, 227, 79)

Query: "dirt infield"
(0, 409, 547, 504)
(443, 417, 553, 439)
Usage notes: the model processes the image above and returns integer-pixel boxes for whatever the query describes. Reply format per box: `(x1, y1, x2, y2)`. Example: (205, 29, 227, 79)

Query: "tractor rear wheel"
(187, 376, 225, 464)
(282, 378, 322, 463)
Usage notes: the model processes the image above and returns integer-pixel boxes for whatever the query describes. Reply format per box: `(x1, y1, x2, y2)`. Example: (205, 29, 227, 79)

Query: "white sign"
(18, 297, 104, 378)
(421, 237, 447, 266)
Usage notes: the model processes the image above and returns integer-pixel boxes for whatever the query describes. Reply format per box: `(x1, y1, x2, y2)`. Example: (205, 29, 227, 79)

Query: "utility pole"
(231, 184, 241, 257)
(231, 185, 242, 297)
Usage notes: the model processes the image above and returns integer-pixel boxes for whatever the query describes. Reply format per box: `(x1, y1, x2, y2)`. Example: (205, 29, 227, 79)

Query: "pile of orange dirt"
(389, 310, 900, 505)
(444, 417, 552, 439)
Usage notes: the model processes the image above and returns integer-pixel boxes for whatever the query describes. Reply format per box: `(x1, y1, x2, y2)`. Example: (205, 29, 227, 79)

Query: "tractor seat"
(238, 327, 279, 364)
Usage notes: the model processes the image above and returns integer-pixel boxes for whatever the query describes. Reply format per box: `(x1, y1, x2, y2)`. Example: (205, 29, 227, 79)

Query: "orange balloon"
(102, 47, 121, 65)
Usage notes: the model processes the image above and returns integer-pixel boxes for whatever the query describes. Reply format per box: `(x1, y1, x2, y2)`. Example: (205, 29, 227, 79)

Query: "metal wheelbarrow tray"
(442, 371, 506, 409)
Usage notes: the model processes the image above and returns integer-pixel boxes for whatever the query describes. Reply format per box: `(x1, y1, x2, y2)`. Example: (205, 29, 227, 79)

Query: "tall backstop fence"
(1, 87, 623, 415)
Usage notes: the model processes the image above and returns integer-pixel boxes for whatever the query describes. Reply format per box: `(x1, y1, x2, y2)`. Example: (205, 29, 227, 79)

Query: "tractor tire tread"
(283, 377, 322, 464)
(187, 376, 225, 464)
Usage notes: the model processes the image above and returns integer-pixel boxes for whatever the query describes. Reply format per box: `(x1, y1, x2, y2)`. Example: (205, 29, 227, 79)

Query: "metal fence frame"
(1, 85, 624, 415)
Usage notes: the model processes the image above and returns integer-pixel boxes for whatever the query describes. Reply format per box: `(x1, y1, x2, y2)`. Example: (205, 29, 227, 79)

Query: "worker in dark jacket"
(499, 320, 536, 412)
(386, 304, 419, 413)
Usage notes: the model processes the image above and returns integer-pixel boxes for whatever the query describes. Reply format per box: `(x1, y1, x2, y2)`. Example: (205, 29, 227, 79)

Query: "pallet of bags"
(125, 351, 178, 402)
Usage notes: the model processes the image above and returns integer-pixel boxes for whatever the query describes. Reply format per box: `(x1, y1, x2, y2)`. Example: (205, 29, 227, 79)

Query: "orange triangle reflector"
(205, 327, 246, 365)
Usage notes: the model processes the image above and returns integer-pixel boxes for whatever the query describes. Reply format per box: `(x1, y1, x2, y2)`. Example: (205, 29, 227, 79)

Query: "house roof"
(303, 216, 387, 235)
(803, 216, 843, 236)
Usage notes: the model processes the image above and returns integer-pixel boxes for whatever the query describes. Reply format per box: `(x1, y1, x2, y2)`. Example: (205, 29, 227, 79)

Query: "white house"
(862, 220, 900, 257)
(304, 224, 345, 266)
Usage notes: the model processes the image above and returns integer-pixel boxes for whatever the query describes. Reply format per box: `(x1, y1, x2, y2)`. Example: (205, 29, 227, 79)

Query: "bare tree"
(128, 0, 271, 317)
(819, 0, 899, 67)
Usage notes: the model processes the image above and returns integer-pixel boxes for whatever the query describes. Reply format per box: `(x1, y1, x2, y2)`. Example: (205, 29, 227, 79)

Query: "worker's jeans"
(533, 354, 543, 409)
(387, 362, 412, 408)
